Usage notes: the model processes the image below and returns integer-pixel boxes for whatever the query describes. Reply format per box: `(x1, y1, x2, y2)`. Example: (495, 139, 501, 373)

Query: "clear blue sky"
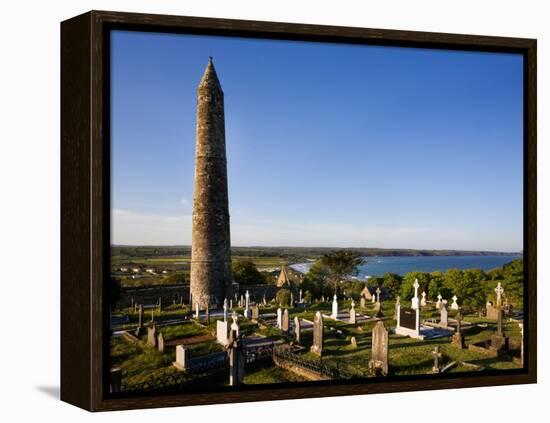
(110, 30, 523, 251)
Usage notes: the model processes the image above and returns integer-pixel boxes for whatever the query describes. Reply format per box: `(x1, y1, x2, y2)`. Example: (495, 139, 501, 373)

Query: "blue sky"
(110, 30, 523, 251)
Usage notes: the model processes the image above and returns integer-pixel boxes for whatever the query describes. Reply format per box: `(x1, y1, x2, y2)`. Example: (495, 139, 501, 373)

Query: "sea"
(290, 255, 522, 279)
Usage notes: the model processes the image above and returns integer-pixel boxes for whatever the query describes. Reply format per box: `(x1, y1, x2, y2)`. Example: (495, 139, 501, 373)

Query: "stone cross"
(495, 282, 504, 307)
(310, 311, 324, 355)
(331, 294, 338, 319)
(411, 279, 420, 309)
(451, 312, 465, 349)
(436, 293, 442, 309)
(294, 316, 301, 344)
(431, 346, 442, 373)
(451, 295, 459, 310)
(223, 298, 228, 321)
(421, 291, 427, 307)
(230, 311, 240, 338)
(376, 287, 382, 302)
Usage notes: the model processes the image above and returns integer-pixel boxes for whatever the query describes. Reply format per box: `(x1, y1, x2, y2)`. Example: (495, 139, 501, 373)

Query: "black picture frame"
(61, 10, 537, 411)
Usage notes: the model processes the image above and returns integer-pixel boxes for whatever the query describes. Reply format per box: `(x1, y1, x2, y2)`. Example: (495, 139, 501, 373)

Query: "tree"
(501, 259, 523, 305)
(443, 268, 487, 311)
(276, 288, 291, 307)
(320, 250, 364, 294)
(302, 260, 331, 299)
(382, 272, 402, 299)
(164, 272, 188, 284)
(428, 271, 448, 300)
(232, 261, 266, 285)
(400, 271, 431, 300)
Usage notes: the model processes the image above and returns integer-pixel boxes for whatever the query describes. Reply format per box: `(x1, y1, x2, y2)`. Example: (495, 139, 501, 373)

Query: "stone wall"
(119, 285, 189, 308)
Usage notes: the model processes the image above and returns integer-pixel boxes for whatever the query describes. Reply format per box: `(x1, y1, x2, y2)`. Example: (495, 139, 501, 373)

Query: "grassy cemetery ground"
(111, 298, 522, 390)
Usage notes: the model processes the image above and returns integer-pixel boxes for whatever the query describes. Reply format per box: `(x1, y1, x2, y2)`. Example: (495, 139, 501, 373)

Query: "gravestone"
(396, 305, 423, 339)
(277, 307, 283, 329)
(281, 309, 290, 333)
(109, 368, 122, 393)
(436, 294, 443, 310)
(294, 316, 301, 344)
(151, 309, 155, 323)
(369, 320, 389, 376)
(451, 312, 465, 348)
(394, 296, 400, 319)
(157, 332, 165, 353)
(217, 319, 229, 346)
(431, 346, 442, 373)
(360, 297, 366, 309)
(490, 308, 508, 353)
(290, 292, 294, 305)
(230, 311, 240, 338)
(223, 298, 228, 321)
(147, 324, 157, 347)
(173, 345, 188, 370)
(244, 290, 250, 318)
(310, 311, 324, 355)
(350, 336, 357, 348)
(421, 291, 427, 307)
(376, 287, 382, 304)
(229, 299, 233, 310)
(195, 302, 200, 320)
(262, 294, 267, 306)
(411, 279, 420, 310)
(135, 304, 144, 337)
(451, 295, 459, 310)
(495, 282, 504, 307)
(228, 333, 245, 387)
(349, 300, 357, 324)
(251, 304, 259, 320)
(440, 304, 448, 328)
(331, 294, 338, 319)
(299, 289, 303, 303)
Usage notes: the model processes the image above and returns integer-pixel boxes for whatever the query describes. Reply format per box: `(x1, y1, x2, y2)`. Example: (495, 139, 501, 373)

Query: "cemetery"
(110, 278, 524, 393)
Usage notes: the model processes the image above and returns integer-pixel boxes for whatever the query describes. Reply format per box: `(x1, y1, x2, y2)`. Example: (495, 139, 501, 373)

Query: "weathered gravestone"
(294, 316, 301, 344)
(440, 303, 448, 328)
(310, 311, 324, 355)
(490, 308, 509, 353)
(350, 336, 358, 348)
(244, 290, 250, 318)
(147, 324, 157, 347)
(349, 300, 357, 324)
(431, 346, 442, 373)
(421, 291, 427, 307)
(369, 320, 389, 376)
(157, 332, 165, 353)
(251, 304, 260, 320)
(436, 294, 443, 310)
(223, 298, 228, 321)
(228, 332, 245, 387)
(173, 345, 188, 370)
(451, 295, 459, 310)
(135, 304, 144, 337)
(451, 312, 465, 349)
(411, 279, 420, 310)
(277, 307, 283, 329)
(331, 294, 338, 319)
(217, 319, 229, 346)
(281, 309, 290, 333)
(230, 311, 240, 338)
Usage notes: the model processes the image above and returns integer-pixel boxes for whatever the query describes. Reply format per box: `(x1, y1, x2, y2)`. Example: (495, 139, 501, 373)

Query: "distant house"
(276, 265, 303, 288)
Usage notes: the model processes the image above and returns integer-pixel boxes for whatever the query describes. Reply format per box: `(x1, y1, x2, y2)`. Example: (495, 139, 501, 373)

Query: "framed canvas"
(60, 10, 537, 411)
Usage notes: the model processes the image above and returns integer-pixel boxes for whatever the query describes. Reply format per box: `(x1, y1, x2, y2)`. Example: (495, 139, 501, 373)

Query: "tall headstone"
(349, 300, 357, 324)
(411, 279, 420, 310)
(294, 316, 301, 344)
(228, 333, 245, 387)
(495, 282, 504, 307)
(195, 302, 200, 320)
(276, 307, 283, 329)
(369, 320, 389, 376)
(490, 308, 508, 353)
(223, 298, 228, 321)
(420, 291, 427, 307)
(451, 311, 465, 349)
(190, 58, 232, 308)
(157, 332, 165, 353)
(376, 287, 382, 304)
(431, 346, 442, 373)
(135, 304, 144, 337)
(244, 290, 250, 318)
(396, 305, 423, 339)
(451, 295, 459, 310)
(440, 303, 448, 328)
(290, 292, 294, 306)
(394, 296, 400, 319)
(331, 294, 339, 319)
(310, 311, 324, 355)
(436, 294, 442, 310)
(281, 309, 290, 333)
(147, 324, 157, 348)
(251, 304, 259, 320)
(299, 289, 303, 303)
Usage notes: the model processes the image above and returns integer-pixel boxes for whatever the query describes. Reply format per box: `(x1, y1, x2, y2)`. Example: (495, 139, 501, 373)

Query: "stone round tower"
(190, 58, 232, 308)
